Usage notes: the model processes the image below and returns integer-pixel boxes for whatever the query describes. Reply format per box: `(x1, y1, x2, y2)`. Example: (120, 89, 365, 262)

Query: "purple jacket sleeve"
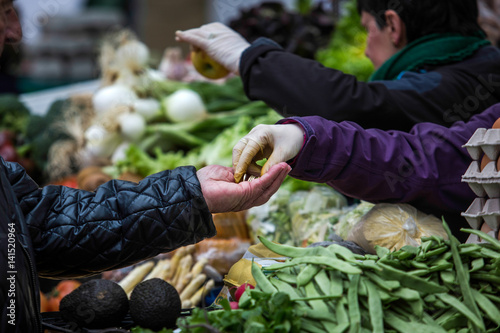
(279, 103, 500, 237)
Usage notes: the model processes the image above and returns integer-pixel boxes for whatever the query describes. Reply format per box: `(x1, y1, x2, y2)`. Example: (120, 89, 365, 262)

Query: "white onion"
(115, 40, 150, 68)
(118, 113, 146, 142)
(111, 141, 131, 164)
(133, 98, 161, 121)
(84, 124, 123, 158)
(163, 89, 207, 123)
(92, 85, 138, 115)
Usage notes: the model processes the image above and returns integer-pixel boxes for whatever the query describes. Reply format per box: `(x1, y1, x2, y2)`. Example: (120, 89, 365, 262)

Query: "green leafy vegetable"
(316, 0, 374, 81)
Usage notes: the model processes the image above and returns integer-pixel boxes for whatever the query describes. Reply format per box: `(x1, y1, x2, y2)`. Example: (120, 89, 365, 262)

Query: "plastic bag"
(346, 203, 447, 254)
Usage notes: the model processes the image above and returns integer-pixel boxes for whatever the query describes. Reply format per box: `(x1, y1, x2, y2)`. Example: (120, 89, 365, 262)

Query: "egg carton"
(461, 127, 500, 243)
(461, 161, 500, 197)
(463, 128, 500, 161)
(461, 197, 500, 230)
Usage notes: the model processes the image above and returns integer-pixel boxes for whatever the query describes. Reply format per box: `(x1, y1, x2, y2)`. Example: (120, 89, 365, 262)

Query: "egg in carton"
(461, 127, 500, 242)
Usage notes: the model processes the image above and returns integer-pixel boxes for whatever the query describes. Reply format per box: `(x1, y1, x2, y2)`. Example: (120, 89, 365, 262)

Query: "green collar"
(369, 33, 490, 81)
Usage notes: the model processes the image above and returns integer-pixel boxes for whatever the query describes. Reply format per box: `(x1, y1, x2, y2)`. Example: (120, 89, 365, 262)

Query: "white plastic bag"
(346, 203, 447, 254)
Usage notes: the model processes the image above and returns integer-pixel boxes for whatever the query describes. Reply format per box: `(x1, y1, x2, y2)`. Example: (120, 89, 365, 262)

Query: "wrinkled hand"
(197, 163, 291, 213)
(175, 22, 250, 74)
(232, 123, 305, 183)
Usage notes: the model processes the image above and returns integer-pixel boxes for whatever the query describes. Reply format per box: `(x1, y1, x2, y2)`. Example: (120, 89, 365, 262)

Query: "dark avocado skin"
(59, 279, 129, 329)
(130, 278, 182, 331)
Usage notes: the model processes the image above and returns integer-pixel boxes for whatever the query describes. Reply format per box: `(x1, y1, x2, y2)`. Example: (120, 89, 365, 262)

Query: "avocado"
(129, 278, 182, 330)
(59, 279, 129, 329)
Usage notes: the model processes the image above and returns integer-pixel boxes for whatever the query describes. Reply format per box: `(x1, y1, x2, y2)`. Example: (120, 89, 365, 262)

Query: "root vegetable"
(180, 273, 206, 302)
(189, 279, 215, 307)
(118, 261, 155, 296)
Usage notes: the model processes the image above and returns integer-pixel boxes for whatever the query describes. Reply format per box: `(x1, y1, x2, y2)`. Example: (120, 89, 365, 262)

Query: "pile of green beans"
(243, 223, 500, 333)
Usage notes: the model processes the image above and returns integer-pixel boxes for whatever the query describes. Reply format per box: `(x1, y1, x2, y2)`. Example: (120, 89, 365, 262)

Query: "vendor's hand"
(175, 22, 250, 74)
(197, 163, 291, 213)
(232, 123, 305, 183)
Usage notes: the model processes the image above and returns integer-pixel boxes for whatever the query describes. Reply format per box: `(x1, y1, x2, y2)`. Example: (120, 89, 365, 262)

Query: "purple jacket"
(280, 103, 500, 241)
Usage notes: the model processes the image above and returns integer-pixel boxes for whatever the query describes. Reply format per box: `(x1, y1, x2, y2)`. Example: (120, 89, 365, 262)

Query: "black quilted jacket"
(0, 157, 215, 332)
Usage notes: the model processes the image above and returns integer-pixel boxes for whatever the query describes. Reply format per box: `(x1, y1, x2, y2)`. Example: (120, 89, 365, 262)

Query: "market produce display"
(174, 224, 500, 332)
(4, 2, 497, 331)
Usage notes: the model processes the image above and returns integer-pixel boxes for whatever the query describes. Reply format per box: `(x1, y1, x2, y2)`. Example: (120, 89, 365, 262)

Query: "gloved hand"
(232, 123, 305, 183)
(197, 163, 291, 213)
(175, 22, 250, 74)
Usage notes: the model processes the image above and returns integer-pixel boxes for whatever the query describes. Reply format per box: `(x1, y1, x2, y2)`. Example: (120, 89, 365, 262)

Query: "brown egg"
(481, 154, 492, 171)
(492, 117, 500, 129)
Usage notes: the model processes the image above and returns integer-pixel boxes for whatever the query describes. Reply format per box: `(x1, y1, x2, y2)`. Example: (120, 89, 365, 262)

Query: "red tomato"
(49, 175, 79, 189)
(48, 280, 81, 311)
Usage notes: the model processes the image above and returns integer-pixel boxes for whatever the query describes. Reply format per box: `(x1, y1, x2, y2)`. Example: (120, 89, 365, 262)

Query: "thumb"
(261, 152, 286, 176)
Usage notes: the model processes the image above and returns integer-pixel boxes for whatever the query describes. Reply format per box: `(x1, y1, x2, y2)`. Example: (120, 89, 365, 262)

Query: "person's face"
(0, 0, 22, 55)
(360, 11, 400, 70)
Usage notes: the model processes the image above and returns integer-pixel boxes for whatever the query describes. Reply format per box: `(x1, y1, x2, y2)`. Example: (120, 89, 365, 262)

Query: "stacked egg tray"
(461, 128, 500, 243)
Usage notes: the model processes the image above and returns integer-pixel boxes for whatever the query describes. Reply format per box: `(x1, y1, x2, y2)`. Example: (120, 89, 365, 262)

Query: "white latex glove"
(175, 22, 250, 75)
(232, 123, 305, 183)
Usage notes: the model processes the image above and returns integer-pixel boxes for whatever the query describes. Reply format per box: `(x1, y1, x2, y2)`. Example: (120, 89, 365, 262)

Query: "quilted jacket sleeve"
(6, 164, 216, 278)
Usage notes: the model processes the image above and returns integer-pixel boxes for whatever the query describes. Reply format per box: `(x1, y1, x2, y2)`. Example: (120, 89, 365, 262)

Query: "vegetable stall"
(2, 0, 498, 332)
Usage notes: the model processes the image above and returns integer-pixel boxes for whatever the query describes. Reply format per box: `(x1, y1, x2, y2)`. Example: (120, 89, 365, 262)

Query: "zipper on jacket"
(20, 243, 42, 333)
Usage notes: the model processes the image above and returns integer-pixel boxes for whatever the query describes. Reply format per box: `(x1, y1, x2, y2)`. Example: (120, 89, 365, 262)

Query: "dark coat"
(240, 38, 500, 131)
(0, 158, 215, 332)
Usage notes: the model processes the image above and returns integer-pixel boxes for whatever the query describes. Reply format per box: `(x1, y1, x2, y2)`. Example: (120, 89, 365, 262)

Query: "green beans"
(471, 289, 500, 326)
(436, 293, 485, 331)
(377, 262, 448, 294)
(242, 223, 500, 332)
(266, 256, 362, 275)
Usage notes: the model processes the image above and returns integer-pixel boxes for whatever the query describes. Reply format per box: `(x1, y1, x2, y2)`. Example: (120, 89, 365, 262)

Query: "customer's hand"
(197, 163, 291, 213)
(175, 22, 250, 74)
(232, 123, 305, 183)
